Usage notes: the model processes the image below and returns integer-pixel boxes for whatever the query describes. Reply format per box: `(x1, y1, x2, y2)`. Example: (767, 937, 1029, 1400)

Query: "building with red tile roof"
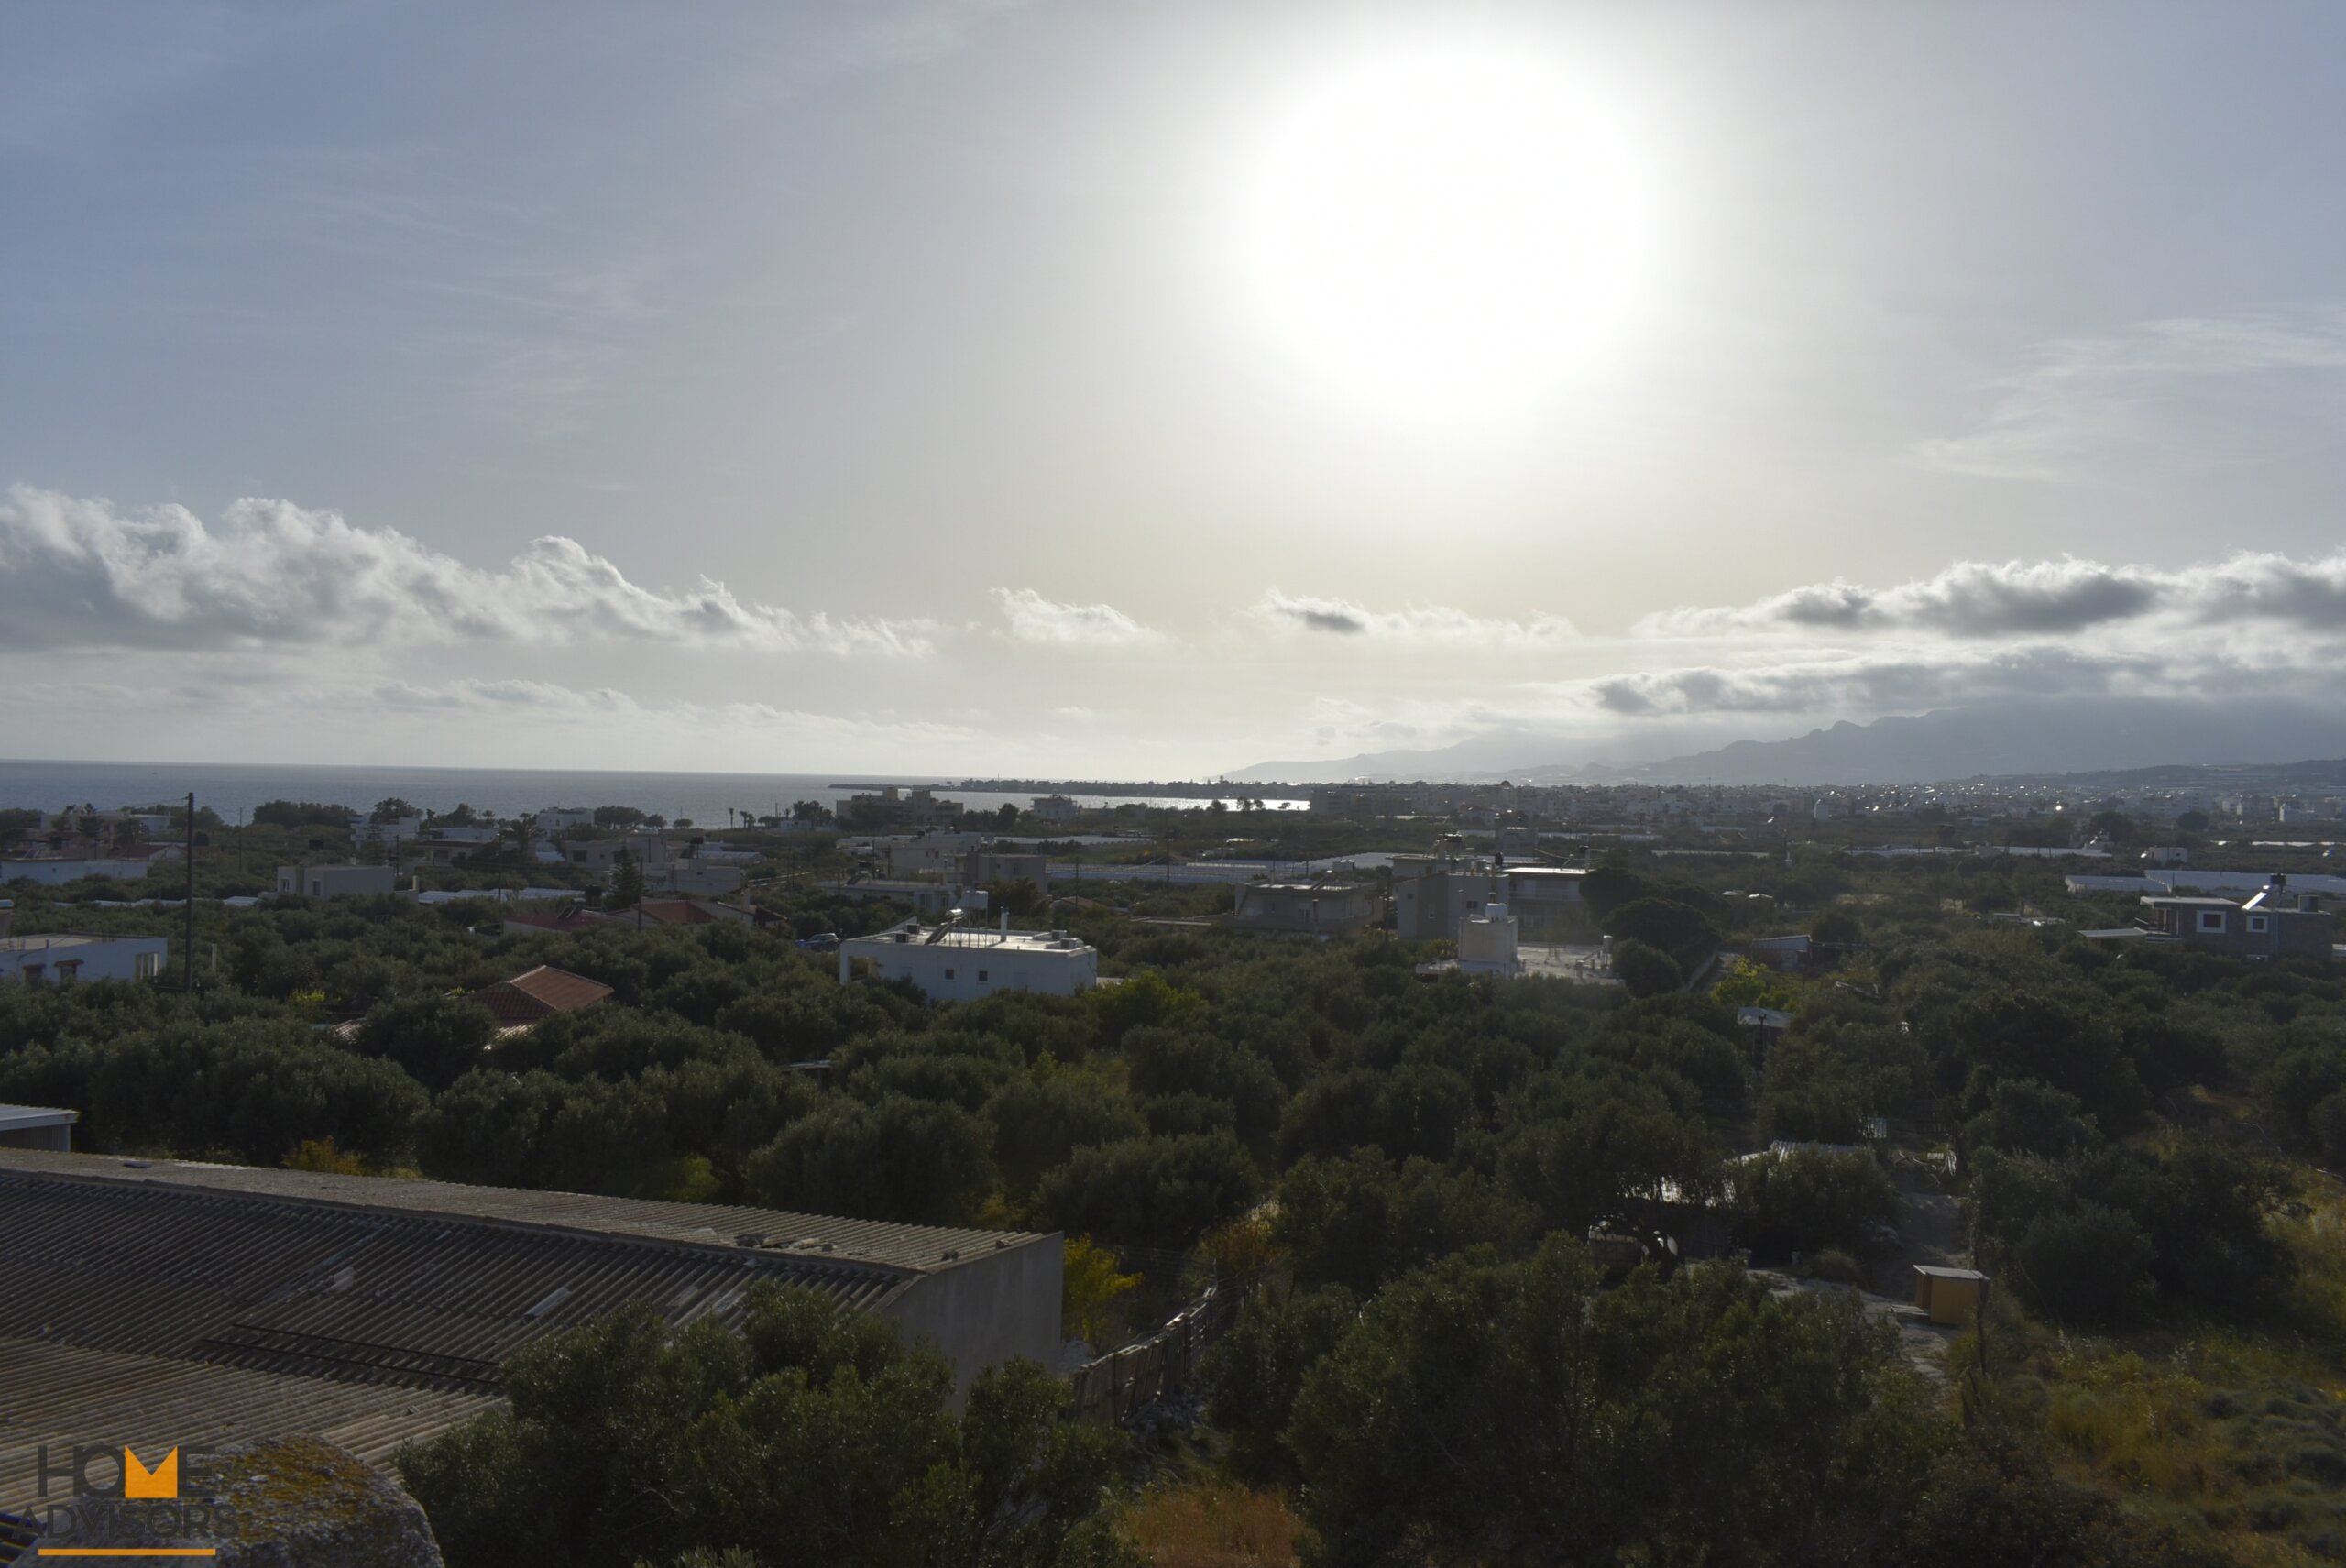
(476, 964, 614, 1025)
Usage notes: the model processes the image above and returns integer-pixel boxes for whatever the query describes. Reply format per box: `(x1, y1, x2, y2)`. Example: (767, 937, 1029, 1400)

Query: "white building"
(650, 860, 747, 897)
(0, 843, 183, 885)
(1, 932, 170, 986)
(277, 863, 399, 899)
(1456, 902, 1520, 976)
(878, 833, 989, 879)
(534, 807, 597, 834)
(355, 817, 424, 845)
(1031, 795, 1081, 826)
(839, 917, 1096, 1002)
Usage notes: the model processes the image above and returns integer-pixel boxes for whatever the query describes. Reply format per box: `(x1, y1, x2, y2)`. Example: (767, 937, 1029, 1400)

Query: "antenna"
(182, 791, 196, 992)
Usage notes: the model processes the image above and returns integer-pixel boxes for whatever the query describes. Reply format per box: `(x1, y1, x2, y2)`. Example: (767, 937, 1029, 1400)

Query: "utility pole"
(182, 791, 196, 992)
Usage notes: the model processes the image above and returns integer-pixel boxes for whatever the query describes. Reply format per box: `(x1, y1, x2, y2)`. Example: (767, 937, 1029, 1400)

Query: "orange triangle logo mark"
(124, 1445, 178, 1499)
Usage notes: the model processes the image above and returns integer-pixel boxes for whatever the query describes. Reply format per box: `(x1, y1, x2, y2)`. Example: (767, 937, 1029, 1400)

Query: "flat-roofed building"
(0, 1148, 1065, 1512)
(839, 917, 1096, 1002)
(962, 849, 1049, 887)
(2139, 877, 2333, 960)
(1393, 864, 1586, 941)
(1457, 902, 1520, 975)
(1232, 881, 1379, 935)
(0, 931, 168, 986)
(276, 862, 397, 899)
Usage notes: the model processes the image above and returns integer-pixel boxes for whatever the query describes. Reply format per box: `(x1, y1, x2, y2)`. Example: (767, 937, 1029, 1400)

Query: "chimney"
(1000, 908, 1010, 935)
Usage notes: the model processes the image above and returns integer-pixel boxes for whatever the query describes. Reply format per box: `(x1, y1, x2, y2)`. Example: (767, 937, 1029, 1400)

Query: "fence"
(1065, 1283, 1239, 1425)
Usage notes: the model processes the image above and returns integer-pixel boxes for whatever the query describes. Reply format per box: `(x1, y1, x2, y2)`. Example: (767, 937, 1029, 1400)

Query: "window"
(943, 968, 955, 981)
(21, 964, 42, 984)
(55, 960, 81, 985)
(2198, 910, 2227, 933)
(978, 970, 990, 983)
(134, 951, 160, 981)
(2247, 914, 2271, 934)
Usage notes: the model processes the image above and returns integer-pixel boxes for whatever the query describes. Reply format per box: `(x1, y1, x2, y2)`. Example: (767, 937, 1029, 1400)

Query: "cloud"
(371, 678, 640, 714)
(0, 486, 934, 655)
(1251, 590, 1576, 648)
(992, 587, 1163, 646)
(1914, 308, 2346, 485)
(1638, 550, 2346, 640)
(1577, 646, 2164, 718)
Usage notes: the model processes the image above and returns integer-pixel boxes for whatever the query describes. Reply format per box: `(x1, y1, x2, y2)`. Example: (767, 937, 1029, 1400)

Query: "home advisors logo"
(17, 1442, 231, 1558)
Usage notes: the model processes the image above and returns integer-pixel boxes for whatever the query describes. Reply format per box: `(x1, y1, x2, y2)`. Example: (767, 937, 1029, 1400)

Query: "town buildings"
(839, 786, 964, 829)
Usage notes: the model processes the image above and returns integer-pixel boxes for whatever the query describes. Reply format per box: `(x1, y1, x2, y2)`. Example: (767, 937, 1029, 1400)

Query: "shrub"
(1036, 1132, 1260, 1254)
(1735, 1149, 1901, 1257)
(2011, 1205, 2154, 1329)
(1612, 938, 1684, 1000)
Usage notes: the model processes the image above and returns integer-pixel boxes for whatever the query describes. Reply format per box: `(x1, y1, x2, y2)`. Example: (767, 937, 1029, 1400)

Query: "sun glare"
(1235, 48, 1651, 425)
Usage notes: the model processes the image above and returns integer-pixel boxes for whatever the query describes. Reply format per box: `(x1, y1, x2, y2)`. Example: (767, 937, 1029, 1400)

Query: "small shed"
(477, 964, 614, 1027)
(1913, 1265, 1990, 1326)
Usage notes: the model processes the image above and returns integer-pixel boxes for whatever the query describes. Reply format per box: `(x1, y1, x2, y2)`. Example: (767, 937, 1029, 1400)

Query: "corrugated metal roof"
(0, 1154, 1058, 1517)
(0, 1152, 1059, 1508)
(0, 1336, 496, 1513)
(0, 1149, 1047, 1272)
(0, 1169, 918, 1400)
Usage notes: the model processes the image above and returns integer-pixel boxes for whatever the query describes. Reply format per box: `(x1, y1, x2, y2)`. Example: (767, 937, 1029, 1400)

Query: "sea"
(0, 759, 1304, 827)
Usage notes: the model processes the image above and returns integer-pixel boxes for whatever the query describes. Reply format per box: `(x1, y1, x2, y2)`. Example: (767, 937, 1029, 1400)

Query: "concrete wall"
(881, 1233, 1065, 1402)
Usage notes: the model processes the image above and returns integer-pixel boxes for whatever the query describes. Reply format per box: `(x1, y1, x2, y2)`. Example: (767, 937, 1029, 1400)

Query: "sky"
(5, 0, 2345, 778)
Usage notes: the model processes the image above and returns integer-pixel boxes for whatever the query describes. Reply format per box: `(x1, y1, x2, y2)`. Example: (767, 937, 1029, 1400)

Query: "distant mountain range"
(1228, 699, 2346, 787)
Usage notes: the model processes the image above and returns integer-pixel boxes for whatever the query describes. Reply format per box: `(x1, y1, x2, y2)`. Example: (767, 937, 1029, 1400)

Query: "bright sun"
(1236, 49, 1650, 424)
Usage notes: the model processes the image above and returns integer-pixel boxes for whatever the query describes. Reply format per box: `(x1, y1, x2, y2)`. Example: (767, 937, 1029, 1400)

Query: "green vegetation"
(398, 1283, 1133, 1568)
(6, 830, 2346, 1564)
